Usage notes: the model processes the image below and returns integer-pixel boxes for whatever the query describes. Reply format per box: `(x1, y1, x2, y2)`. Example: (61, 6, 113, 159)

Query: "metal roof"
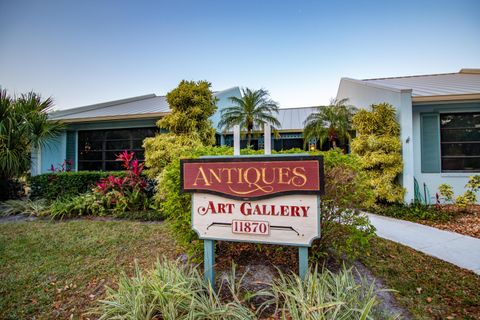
(50, 87, 240, 121)
(222, 106, 317, 133)
(277, 106, 317, 130)
(362, 69, 480, 97)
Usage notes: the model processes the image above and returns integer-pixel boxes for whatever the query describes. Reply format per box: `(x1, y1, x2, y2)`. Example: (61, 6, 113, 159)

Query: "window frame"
(439, 112, 480, 173)
(77, 127, 157, 171)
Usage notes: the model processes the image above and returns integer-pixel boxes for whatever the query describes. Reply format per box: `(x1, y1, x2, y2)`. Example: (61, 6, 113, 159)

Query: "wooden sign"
(192, 193, 320, 246)
(181, 156, 324, 200)
(181, 156, 324, 246)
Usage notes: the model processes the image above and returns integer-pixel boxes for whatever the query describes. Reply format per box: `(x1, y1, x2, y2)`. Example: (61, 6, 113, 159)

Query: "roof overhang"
(56, 112, 169, 123)
(412, 93, 480, 103)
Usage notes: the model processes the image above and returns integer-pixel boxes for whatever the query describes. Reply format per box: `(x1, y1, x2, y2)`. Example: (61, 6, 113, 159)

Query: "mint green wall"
(39, 131, 67, 174)
(412, 102, 480, 203)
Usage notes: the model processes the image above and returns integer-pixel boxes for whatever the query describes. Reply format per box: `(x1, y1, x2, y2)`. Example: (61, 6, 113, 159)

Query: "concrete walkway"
(367, 213, 480, 275)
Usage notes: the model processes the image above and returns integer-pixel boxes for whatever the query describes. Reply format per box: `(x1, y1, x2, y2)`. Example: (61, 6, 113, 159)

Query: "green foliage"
(438, 183, 454, 203)
(465, 175, 480, 193)
(0, 199, 47, 216)
(157, 80, 217, 145)
(262, 266, 387, 319)
(158, 145, 232, 256)
(97, 259, 255, 320)
(47, 191, 158, 220)
(97, 259, 386, 320)
(0, 88, 64, 199)
(455, 191, 477, 209)
(155, 144, 375, 260)
(47, 193, 103, 219)
(374, 203, 453, 222)
(438, 176, 479, 210)
(303, 98, 357, 149)
(311, 149, 376, 261)
(30, 171, 127, 200)
(143, 133, 204, 178)
(218, 88, 280, 146)
(351, 103, 405, 203)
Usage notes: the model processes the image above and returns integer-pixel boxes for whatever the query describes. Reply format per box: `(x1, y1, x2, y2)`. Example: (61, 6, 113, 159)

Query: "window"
(78, 127, 157, 171)
(273, 138, 305, 151)
(440, 112, 480, 172)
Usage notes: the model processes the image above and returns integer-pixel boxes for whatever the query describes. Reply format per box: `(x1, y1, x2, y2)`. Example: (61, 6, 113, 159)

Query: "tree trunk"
(332, 140, 337, 149)
(247, 130, 252, 148)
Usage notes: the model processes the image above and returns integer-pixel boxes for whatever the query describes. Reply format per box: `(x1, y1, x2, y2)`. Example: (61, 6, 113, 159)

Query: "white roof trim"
(340, 77, 413, 94)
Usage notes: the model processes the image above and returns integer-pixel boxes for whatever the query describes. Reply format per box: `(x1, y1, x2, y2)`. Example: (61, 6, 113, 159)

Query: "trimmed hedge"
(30, 171, 127, 200)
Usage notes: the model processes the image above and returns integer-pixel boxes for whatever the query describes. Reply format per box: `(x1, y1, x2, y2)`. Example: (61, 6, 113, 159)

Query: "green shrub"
(154, 144, 375, 260)
(438, 183, 454, 203)
(374, 203, 453, 222)
(143, 133, 204, 179)
(30, 171, 127, 200)
(351, 103, 405, 203)
(310, 149, 376, 261)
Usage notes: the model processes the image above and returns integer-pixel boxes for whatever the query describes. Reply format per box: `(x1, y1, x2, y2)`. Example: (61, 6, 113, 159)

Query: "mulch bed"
(416, 204, 480, 239)
(423, 213, 480, 239)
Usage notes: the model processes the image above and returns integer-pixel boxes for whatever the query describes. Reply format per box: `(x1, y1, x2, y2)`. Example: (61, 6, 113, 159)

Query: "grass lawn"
(2, 219, 480, 320)
(0, 219, 179, 320)
(362, 237, 480, 319)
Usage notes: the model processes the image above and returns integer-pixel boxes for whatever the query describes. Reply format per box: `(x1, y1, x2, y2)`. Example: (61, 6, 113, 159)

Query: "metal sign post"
(183, 125, 323, 289)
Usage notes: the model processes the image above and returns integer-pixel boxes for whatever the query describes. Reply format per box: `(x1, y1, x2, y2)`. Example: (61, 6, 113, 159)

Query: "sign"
(181, 156, 324, 246)
(192, 193, 320, 246)
(181, 156, 324, 200)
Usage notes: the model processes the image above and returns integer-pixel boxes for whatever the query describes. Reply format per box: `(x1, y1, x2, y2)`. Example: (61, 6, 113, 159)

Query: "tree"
(351, 103, 405, 203)
(218, 88, 280, 147)
(157, 80, 217, 146)
(303, 98, 356, 150)
(0, 88, 64, 199)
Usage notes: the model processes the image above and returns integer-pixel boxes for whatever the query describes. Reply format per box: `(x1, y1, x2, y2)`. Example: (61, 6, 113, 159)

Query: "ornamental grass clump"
(261, 266, 386, 320)
(96, 259, 389, 320)
(96, 258, 255, 320)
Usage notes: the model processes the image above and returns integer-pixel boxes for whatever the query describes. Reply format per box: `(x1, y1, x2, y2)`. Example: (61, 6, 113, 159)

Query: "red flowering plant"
(94, 150, 151, 213)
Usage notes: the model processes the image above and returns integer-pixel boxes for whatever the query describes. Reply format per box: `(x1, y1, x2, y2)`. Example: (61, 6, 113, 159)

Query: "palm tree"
(0, 88, 64, 198)
(303, 98, 357, 149)
(218, 88, 281, 147)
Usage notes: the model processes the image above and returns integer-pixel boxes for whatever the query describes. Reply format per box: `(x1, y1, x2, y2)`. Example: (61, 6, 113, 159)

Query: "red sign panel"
(181, 156, 324, 200)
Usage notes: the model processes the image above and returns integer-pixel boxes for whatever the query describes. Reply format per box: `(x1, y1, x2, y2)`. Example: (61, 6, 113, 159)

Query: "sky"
(0, 0, 479, 110)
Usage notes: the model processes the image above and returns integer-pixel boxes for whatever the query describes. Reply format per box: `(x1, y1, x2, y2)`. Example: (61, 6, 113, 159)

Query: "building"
(33, 68, 480, 204)
(31, 87, 243, 175)
(222, 106, 317, 151)
(336, 68, 480, 203)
